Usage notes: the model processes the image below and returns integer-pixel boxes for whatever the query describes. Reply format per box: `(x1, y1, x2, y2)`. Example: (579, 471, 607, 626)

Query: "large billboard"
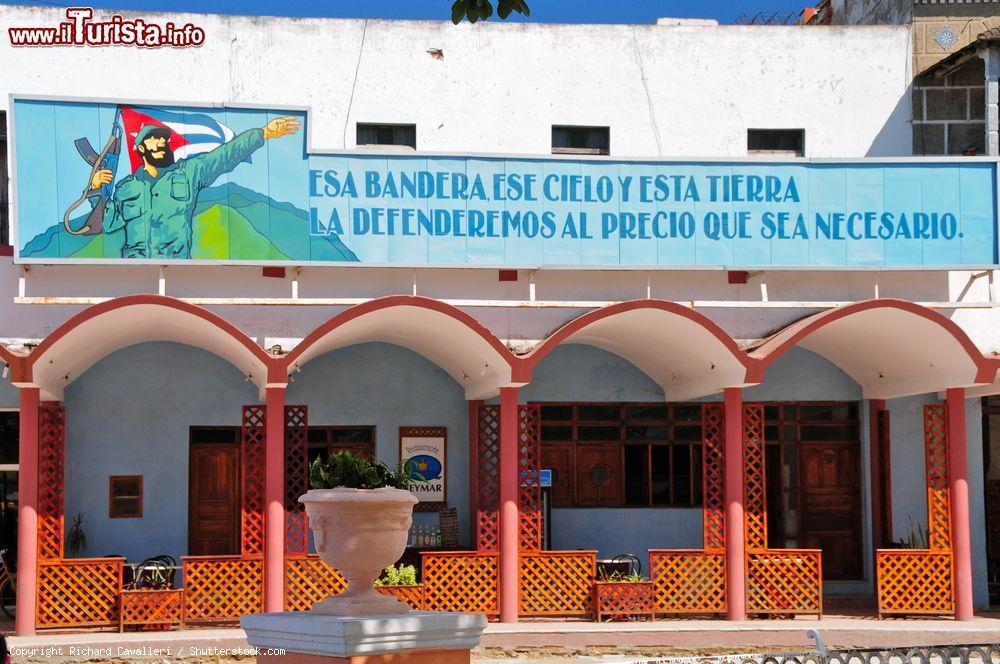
(9, 96, 999, 268)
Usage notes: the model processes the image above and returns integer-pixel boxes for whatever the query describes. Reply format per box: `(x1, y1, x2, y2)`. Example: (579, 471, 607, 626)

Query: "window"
(356, 123, 416, 149)
(109, 475, 142, 518)
(1, 111, 7, 246)
(747, 129, 804, 157)
(307, 426, 376, 463)
(552, 126, 610, 155)
(539, 403, 703, 508)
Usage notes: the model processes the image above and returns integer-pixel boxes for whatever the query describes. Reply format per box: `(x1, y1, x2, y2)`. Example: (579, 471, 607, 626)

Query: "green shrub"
(374, 564, 418, 587)
(309, 450, 414, 490)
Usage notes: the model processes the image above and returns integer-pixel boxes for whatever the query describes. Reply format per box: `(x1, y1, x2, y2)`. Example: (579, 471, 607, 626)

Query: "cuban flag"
(119, 105, 243, 173)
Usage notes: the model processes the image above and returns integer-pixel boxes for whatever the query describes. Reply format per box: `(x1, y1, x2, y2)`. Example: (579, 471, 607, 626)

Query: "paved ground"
(6, 614, 1000, 662)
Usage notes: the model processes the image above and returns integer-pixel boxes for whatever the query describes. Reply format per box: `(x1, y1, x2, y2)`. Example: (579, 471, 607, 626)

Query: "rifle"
(63, 110, 122, 236)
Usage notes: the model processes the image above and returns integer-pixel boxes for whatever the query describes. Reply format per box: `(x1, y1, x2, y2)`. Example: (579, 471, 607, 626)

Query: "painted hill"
(20, 183, 358, 262)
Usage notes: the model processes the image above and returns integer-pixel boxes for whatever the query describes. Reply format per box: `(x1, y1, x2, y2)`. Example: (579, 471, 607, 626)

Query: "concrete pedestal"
(241, 611, 488, 664)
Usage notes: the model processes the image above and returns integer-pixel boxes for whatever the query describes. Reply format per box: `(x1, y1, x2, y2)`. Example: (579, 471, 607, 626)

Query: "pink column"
(947, 387, 974, 620)
(723, 387, 746, 621)
(264, 386, 286, 614)
(15, 387, 39, 636)
(498, 387, 519, 623)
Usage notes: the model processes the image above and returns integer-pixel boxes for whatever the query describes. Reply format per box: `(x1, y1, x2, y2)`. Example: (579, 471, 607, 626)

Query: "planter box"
(594, 581, 655, 622)
(376, 584, 425, 611)
(119, 589, 184, 632)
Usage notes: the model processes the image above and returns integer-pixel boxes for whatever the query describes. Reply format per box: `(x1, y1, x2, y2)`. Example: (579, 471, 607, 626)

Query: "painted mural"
(11, 97, 1000, 267)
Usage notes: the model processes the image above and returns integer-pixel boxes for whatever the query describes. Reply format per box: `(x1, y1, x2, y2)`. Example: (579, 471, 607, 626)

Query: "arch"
(27, 295, 274, 400)
(523, 300, 753, 400)
(283, 296, 520, 400)
(749, 299, 993, 399)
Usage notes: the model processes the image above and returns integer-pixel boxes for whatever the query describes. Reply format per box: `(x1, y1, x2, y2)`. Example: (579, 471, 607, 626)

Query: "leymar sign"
(11, 97, 999, 268)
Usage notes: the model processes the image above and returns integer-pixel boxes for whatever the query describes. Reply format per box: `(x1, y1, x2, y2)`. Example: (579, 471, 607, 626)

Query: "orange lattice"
(874, 405, 955, 617)
(746, 550, 822, 616)
(422, 551, 498, 617)
(285, 405, 309, 555)
(183, 555, 262, 623)
(242, 405, 266, 556)
(38, 402, 65, 562)
(377, 585, 425, 610)
(519, 551, 595, 617)
(743, 404, 767, 551)
(119, 590, 184, 630)
(477, 406, 500, 552)
(649, 549, 726, 615)
(925, 405, 952, 551)
(594, 582, 655, 621)
(36, 558, 122, 629)
(284, 555, 347, 612)
(702, 404, 725, 551)
(519, 405, 542, 552)
(877, 550, 954, 616)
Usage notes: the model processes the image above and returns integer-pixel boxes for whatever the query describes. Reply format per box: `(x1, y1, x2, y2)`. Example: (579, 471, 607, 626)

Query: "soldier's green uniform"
(96, 128, 265, 259)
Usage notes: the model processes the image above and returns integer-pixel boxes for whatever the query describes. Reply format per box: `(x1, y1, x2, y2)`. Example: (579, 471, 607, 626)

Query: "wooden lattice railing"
(649, 549, 726, 615)
(519, 551, 596, 617)
(183, 555, 262, 623)
(594, 581, 655, 621)
(119, 589, 184, 631)
(876, 404, 955, 617)
(746, 549, 823, 616)
(422, 551, 498, 617)
(285, 554, 347, 611)
(36, 558, 123, 629)
(377, 584, 425, 610)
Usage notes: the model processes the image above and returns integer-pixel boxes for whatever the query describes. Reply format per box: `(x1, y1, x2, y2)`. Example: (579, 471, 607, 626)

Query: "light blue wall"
(887, 393, 988, 607)
(64, 342, 258, 562)
(287, 343, 471, 545)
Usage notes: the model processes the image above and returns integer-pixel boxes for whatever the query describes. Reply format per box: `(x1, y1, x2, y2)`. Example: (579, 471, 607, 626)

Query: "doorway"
(188, 427, 241, 556)
(765, 402, 863, 580)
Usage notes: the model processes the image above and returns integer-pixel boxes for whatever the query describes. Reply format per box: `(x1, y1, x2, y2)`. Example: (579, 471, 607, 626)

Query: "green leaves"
(308, 450, 415, 491)
(451, 0, 530, 24)
(373, 563, 418, 587)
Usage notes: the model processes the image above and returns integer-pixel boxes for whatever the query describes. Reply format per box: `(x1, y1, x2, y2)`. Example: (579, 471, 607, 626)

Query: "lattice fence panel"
(422, 552, 498, 617)
(702, 404, 725, 551)
(519, 551, 595, 617)
(925, 405, 952, 552)
(242, 405, 266, 556)
(746, 550, 822, 615)
(519, 405, 542, 552)
(743, 404, 767, 551)
(877, 550, 954, 616)
(120, 590, 184, 628)
(477, 405, 500, 552)
(183, 556, 262, 623)
(285, 405, 309, 555)
(650, 550, 726, 614)
(284, 555, 347, 612)
(376, 585, 425, 611)
(38, 402, 65, 562)
(37, 559, 122, 629)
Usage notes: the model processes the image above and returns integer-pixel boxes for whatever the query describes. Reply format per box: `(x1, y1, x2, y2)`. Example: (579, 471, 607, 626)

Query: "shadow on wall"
(866, 83, 915, 157)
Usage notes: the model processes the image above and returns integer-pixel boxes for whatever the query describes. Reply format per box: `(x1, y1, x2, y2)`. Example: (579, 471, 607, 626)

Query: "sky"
(1, 0, 814, 25)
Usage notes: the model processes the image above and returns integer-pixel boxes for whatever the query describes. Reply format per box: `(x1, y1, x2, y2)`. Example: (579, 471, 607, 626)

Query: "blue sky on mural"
(1, 0, 811, 24)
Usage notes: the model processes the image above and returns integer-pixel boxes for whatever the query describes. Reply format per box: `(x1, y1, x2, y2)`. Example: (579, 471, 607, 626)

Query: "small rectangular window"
(109, 475, 142, 518)
(747, 129, 804, 157)
(552, 125, 610, 155)
(307, 425, 376, 464)
(356, 123, 416, 149)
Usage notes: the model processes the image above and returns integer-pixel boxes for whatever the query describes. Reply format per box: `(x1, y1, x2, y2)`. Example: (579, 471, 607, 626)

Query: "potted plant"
(374, 563, 424, 611)
(301, 451, 417, 616)
(594, 570, 655, 621)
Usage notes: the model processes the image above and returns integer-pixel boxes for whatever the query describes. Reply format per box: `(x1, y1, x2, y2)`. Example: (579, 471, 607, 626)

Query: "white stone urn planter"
(299, 487, 418, 616)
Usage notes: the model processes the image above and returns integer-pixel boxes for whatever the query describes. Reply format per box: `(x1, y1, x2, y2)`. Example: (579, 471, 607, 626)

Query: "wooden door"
(189, 433, 241, 556)
(800, 443, 861, 580)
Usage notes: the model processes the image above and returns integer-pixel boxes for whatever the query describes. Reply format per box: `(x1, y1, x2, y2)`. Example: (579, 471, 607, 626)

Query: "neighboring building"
(0, 4, 998, 634)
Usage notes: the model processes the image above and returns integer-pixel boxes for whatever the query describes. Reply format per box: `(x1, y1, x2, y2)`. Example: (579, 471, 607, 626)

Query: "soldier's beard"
(143, 147, 175, 168)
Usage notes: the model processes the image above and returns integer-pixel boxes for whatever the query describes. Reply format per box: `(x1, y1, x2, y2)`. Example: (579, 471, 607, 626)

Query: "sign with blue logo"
(540, 469, 552, 488)
(400, 427, 446, 508)
(11, 96, 999, 268)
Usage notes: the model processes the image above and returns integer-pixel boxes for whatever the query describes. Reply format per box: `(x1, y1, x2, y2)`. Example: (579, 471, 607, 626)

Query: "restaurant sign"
(400, 427, 446, 509)
(10, 96, 999, 268)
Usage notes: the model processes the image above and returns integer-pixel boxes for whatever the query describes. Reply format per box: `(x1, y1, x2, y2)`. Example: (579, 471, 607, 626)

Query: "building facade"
(0, 4, 998, 634)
